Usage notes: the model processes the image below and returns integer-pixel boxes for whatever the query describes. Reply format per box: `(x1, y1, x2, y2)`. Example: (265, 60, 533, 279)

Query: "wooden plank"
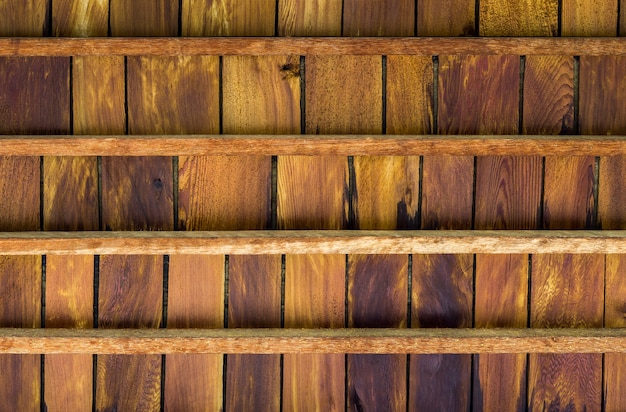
(221, 54, 298, 411)
(52, 0, 108, 36)
(417, 0, 475, 36)
(226, 256, 281, 411)
(110, 0, 178, 36)
(277, 0, 342, 36)
(5, 37, 626, 57)
(562, 0, 618, 36)
(0, 230, 624, 255)
(5, 327, 626, 354)
(479, 0, 558, 36)
(0, 0, 47, 36)
(9, 134, 626, 156)
(0, 56, 68, 411)
(96, 256, 163, 411)
(283, 255, 345, 409)
(182, 0, 276, 36)
(529, 255, 603, 411)
(582, 55, 626, 412)
(343, 0, 415, 36)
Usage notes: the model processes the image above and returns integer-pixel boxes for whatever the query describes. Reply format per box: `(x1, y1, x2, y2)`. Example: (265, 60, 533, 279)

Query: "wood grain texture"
(343, 0, 415, 36)
(0, 0, 47, 36)
(52, 0, 108, 36)
(530, 255, 604, 411)
(6, 37, 626, 57)
(417, 0, 475, 36)
(277, 0, 342, 36)
(227, 256, 281, 412)
(283, 254, 345, 410)
(523, 56, 574, 135)
(97, 255, 163, 411)
(386, 56, 433, 135)
(110, 0, 178, 36)
(166, 255, 224, 411)
(182, 0, 276, 36)
(562, 0, 618, 36)
(605, 255, 626, 410)
(479, 0, 558, 36)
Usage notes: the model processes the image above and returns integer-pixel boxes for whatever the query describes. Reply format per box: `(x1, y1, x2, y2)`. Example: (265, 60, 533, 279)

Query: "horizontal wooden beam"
(1, 328, 625, 354)
(1, 37, 624, 56)
(0, 230, 624, 255)
(1, 135, 625, 156)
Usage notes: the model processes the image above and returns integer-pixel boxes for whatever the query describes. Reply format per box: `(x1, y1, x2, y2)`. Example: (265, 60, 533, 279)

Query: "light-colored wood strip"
(0, 230, 623, 255)
(3, 37, 626, 56)
(562, 0, 618, 36)
(52, 0, 109, 36)
(0, 328, 626, 354)
(182, 0, 276, 36)
(10, 135, 626, 156)
(277, 0, 342, 36)
(479, 0, 558, 36)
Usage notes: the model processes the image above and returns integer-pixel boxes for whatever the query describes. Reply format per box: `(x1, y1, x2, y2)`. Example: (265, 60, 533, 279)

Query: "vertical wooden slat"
(52, 0, 109, 36)
(580, 55, 626, 412)
(221, 55, 299, 411)
(479, 0, 558, 36)
(182, 0, 276, 36)
(110, 0, 178, 36)
(0, 56, 69, 411)
(417, 0, 475, 36)
(277, 0, 342, 36)
(0, 0, 48, 36)
(562, 0, 618, 36)
(342, 0, 415, 36)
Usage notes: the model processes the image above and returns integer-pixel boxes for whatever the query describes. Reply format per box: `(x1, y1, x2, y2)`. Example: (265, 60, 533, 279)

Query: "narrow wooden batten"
(0, 135, 625, 156)
(0, 328, 625, 354)
(0, 230, 624, 255)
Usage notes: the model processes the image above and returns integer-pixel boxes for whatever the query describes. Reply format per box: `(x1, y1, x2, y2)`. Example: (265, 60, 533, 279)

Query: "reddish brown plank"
(182, 0, 276, 36)
(562, 0, 618, 36)
(0, 56, 68, 411)
(277, 0, 342, 36)
(0, 0, 47, 36)
(110, 0, 178, 36)
(226, 256, 281, 411)
(479, 0, 558, 36)
(343, 0, 415, 36)
(417, 0, 475, 36)
(52, 0, 108, 36)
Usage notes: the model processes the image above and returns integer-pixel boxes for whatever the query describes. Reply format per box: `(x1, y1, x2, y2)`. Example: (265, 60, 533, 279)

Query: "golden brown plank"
(6, 37, 626, 57)
(417, 0, 475, 36)
(562, 0, 618, 36)
(606, 255, 626, 410)
(52, 0, 108, 36)
(343, 0, 415, 36)
(110, 0, 178, 36)
(479, 0, 558, 36)
(529, 255, 603, 411)
(277, 0, 342, 36)
(0, 0, 47, 36)
(182, 0, 276, 36)
(4, 328, 626, 354)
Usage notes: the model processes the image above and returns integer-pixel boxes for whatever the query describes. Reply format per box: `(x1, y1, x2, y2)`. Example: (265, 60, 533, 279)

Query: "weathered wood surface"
(277, 0, 342, 36)
(562, 0, 618, 36)
(4, 37, 626, 56)
(343, 0, 415, 36)
(479, 0, 558, 36)
(1, 328, 626, 354)
(182, 0, 276, 36)
(0, 0, 48, 36)
(110, 0, 178, 36)
(52, 0, 109, 36)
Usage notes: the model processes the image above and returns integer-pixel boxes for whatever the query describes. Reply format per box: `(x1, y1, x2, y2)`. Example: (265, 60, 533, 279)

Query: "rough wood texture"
(530, 255, 604, 411)
(0, 0, 47, 36)
(182, 0, 276, 36)
(606, 255, 626, 410)
(417, 0, 475, 36)
(283, 254, 345, 410)
(523, 56, 575, 135)
(343, 0, 415, 36)
(562, 0, 618, 35)
(6, 37, 626, 57)
(96, 256, 163, 411)
(110, 0, 178, 36)
(227, 256, 281, 412)
(277, 0, 342, 36)
(479, 0, 558, 36)
(52, 0, 109, 36)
